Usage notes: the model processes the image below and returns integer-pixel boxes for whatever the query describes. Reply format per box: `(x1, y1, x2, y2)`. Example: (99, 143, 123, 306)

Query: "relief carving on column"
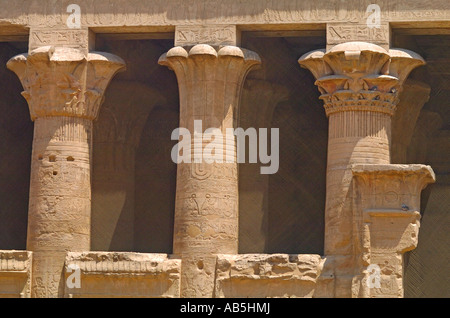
(159, 44, 260, 298)
(159, 44, 261, 256)
(7, 46, 125, 121)
(298, 42, 434, 297)
(7, 46, 125, 298)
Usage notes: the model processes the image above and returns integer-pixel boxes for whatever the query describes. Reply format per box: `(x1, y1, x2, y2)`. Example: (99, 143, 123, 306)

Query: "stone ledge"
(64, 252, 181, 298)
(215, 254, 325, 298)
(0, 250, 32, 298)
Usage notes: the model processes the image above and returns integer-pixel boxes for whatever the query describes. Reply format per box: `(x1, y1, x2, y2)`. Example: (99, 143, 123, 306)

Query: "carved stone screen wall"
(0, 0, 448, 298)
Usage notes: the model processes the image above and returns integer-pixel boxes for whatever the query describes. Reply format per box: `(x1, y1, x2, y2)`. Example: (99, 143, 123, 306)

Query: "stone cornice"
(7, 46, 125, 120)
(1, 0, 449, 27)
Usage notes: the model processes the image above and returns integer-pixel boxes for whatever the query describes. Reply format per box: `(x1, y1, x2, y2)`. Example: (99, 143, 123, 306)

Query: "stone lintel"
(2, 1, 450, 28)
(175, 25, 241, 47)
(327, 22, 391, 51)
(29, 27, 94, 55)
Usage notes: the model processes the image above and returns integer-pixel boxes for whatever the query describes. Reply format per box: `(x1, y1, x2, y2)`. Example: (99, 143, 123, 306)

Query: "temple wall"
(0, 0, 448, 298)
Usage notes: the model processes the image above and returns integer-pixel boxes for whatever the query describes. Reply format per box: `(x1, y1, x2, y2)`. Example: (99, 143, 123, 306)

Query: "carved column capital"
(159, 44, 260, 129)
(299, 42, 425, 117)
(7, 46, 125, 121)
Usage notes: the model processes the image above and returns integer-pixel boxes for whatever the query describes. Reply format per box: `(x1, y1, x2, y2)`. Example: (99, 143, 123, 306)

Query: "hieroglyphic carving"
(175, 25, 239, 46)
(1, 0, 449, 29)
(181, 193, 237, 218)
(160, 44, 260, 297)
(191, 162, 213, 180)
(29, 29, 89, 55)
(387, 0, 449, 21)
(327, 23, 390, 49)
(299, 42, 429, 297)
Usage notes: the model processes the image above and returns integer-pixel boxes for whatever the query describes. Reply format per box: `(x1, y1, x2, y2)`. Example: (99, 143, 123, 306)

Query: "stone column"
(239, 79, 289, 253)
(92, 81, 165, 252)
(299, 42, 427, 296)
(159, 45, 260, 297)
(7, 46, 125, 297)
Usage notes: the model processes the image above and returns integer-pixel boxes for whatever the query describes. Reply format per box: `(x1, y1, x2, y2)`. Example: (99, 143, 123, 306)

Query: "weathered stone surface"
(299, 42, 434, 297)
(7, 46, 125, 297)
(215, 254, 325, 298)
(159, 44, 260, 297)
(1, 0, 449, 27)
(0, 251, 32, 298)
(65, 252, 181, 298)
(0, 0, 448, 299)
(351, 164, 435, 297)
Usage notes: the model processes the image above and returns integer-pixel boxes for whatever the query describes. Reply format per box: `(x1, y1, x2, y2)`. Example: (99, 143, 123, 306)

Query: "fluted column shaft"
(159, 45, 260, 297)
(7, 46, 125, 297)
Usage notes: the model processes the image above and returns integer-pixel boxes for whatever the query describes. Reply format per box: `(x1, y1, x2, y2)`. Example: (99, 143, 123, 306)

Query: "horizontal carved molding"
(1, 0, 449, 28)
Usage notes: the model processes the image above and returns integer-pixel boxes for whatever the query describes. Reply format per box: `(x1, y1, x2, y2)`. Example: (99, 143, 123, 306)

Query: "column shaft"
(28, 116, 91, 297)
(326, 111, 391, 254)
